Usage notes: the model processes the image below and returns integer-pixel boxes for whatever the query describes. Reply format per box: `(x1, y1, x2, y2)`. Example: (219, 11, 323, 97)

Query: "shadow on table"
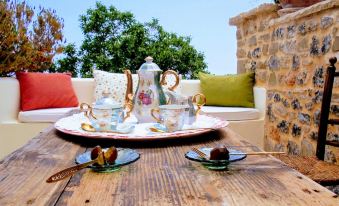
(54, 129, 225, 149)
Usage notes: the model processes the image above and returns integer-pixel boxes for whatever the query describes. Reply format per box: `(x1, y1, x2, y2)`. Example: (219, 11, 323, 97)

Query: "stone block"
(273, 104, 288, 118)
(291, 98, 302, 110)
(236, 29, 242, 40)
(292, 55, 300, 70)
(310, 36, 320, 56)
(237, 60, 247, 74)
(297, 38, 309, 52)
(292, 124, 301, 137)
(280, 40, 296, 54)
(237, 40, 245, 47)
(256, 70, 267, 82)
(272, 27, 285, 40)
(277, 120, 290, 134)
(298, 113, 311, 125)
(298, 23, 307, 35)
(301, 139, 314, 156)
(296, 71, 308, 85)
(262, 44, 269, 55)
(321, 34, 332, 54)
(314, 110, 321, 126)
(325, 150, 337, 164)
(259, 33, 270, 41)
(284, 71, 296, 86)
(267, 56, 280, 71)
(332, 93, 339, 103)
(287, 25, 296, 38)
(247, 35, 257, 46)
(333, 35, 339, 52)
(302, 58, 313, 66)
(313, 66, 324, 88)
(267, 104, 276, 122)
(237, 49, 247, 58)
(252, 47, 262, 58)
(269, 43, 279, 55)
(321, 16, 334, 29)
(268, 72, 277, 86)
(312, 90, 323, 104)
(287, 141, 300, 155)
(243, 20, 257, 36)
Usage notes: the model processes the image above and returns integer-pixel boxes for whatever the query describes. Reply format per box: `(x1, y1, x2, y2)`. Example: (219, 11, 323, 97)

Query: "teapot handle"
(124, 70, 133, 104)
(160, 70, 180, 91)
(80, 103, 97, 120)
(150, 108, 161, 122)
(192, 93, 206, 116)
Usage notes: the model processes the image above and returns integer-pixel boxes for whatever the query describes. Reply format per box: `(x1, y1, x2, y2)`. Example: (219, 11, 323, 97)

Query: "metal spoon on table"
(46, 146, 117, 183)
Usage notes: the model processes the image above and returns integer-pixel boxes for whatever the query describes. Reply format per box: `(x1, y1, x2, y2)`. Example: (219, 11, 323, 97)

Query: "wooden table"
(0, 125, 338, 206)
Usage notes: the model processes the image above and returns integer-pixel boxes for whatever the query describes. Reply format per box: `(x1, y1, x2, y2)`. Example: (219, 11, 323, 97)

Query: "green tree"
(50, 43, 79, 77)
(79, 2, 207, 78)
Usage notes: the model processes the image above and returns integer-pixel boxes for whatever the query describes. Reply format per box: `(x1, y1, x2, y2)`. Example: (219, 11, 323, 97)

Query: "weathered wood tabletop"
(0, 124, 338, 206)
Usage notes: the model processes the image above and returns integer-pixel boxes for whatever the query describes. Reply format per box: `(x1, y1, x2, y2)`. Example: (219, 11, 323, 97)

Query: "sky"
(27, 0, 268, 75)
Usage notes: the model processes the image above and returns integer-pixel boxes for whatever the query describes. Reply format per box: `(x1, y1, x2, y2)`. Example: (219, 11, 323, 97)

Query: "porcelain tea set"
(80, 56, 206, 133)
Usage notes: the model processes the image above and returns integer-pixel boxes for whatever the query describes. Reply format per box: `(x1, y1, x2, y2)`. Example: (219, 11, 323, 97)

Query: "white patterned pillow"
(93, 70, 139, 104)
(93, 70, 182, 104)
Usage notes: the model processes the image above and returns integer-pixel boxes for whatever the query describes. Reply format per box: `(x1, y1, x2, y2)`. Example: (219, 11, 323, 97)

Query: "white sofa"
(0, 78, 266, 159)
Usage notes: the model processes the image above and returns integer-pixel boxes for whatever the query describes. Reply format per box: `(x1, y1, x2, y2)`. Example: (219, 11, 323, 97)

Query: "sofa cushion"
(16, 72, 79, 111)
(201, 106, 260, 121)
(18, 107, 77, 123)
(199, 72, 255, 108)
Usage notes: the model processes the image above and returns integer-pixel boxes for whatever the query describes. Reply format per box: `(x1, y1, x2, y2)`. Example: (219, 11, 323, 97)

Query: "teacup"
(151, 105, 188, 132)
(80, 102, 132, 132)
(165, 92, 206, 125)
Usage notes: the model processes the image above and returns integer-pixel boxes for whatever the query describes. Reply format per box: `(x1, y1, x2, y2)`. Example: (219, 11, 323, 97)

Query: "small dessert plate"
(75, 148, 140, 172)
(185, 148, 247, 170)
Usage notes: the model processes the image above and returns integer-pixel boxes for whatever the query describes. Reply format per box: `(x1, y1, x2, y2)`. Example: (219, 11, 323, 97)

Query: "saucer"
(185, 148, 247, 170)
(75, 148, 140, 172)
(88, 122, 135, 134)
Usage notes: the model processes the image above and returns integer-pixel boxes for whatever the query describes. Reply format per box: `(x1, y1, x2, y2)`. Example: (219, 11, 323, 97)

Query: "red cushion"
(16, 72, 79, 111)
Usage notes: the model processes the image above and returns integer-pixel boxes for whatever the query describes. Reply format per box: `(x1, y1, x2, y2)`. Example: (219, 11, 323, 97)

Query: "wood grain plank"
(56, 128, 339, 206)
(0, 126, 86, 205)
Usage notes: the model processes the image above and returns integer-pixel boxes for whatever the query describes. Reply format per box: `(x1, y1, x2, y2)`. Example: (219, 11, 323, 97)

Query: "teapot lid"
(93, 89, 122, 109)
(139, 56, 161, 71)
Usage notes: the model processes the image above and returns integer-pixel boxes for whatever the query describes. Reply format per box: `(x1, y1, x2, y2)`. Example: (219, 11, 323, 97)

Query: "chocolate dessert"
(209, 147, 230, 160)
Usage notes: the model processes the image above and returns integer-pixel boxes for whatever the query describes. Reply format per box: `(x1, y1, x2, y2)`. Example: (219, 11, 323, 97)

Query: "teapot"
(125, 56, 180, 123)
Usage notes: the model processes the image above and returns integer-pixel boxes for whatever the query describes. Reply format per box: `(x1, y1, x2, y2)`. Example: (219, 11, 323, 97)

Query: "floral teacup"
(151, 105, 188, 132)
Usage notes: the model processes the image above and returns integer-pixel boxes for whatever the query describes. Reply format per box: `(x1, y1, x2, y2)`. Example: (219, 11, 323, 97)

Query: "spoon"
(46, 146, 115, 183)
(149, 127, 166, 133)
(81, 123, 96, 132)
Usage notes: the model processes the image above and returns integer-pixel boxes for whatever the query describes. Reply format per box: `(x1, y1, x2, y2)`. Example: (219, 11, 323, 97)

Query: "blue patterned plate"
(75, 148, 140, 172)
(185, 148, 247, 170)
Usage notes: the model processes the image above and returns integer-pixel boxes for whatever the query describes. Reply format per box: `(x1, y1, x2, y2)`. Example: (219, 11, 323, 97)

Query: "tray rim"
(54, 114, 229, 141)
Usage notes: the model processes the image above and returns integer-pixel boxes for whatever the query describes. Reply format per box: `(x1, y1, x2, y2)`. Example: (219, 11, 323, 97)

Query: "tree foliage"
(79, 2, 207, 78)
(0, 0, 64, 76)
(50, 43, 79, 77)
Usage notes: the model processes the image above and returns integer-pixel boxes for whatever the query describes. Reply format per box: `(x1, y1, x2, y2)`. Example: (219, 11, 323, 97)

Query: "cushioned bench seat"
(18, 107, 78, 123)
(201, 106, 260, 121)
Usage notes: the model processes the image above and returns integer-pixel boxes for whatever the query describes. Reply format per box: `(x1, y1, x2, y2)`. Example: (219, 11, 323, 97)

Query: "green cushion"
(198, 72, 255, 108)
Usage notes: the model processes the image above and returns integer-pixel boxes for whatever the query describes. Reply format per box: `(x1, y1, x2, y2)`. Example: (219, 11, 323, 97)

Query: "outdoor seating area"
(0, 0, 339, 205)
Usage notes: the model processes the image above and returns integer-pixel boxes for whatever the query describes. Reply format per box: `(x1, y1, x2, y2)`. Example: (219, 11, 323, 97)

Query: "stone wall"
(230, 1, 339, 163)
